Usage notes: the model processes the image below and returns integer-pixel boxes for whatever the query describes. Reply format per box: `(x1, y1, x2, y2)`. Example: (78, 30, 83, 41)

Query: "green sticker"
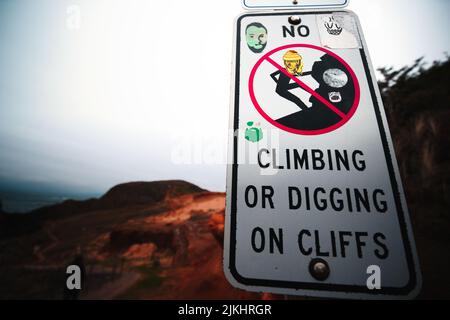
(246, 23, 268, 54)
(245, 121, 263, 143)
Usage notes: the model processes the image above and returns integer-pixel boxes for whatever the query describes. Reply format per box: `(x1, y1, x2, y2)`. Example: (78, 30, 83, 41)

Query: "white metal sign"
(243, 0, 349, 10)
(224, 10, 421, 299)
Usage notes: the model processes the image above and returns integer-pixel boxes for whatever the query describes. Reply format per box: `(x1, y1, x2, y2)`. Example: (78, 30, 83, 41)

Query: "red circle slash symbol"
(249, 44, 360, 135)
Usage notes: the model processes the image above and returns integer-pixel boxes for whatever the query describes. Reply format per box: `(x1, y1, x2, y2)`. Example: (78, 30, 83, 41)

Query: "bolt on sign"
(224, 1, 422, 300)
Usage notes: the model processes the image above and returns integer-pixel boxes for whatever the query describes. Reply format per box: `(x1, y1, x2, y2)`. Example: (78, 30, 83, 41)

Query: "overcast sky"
(0, 0, 448, 194)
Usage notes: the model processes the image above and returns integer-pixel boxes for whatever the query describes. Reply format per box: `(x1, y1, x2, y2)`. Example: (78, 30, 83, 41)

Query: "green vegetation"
(379, 56, 450, 298)
(379, 56, 450, 227)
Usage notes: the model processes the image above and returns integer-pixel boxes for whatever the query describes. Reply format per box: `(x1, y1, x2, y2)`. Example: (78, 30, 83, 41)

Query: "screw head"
(309, 258, 330, 281)
(288, 16, 302, 26)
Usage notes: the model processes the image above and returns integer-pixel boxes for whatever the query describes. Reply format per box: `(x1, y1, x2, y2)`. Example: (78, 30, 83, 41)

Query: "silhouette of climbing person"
(270, 50, 311, 110)
(63, 246, 86, 300)
(275, 53, 356, 132)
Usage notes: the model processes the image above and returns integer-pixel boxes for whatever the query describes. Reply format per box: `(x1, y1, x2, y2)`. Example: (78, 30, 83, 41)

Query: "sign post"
(224, 3, 422, 299)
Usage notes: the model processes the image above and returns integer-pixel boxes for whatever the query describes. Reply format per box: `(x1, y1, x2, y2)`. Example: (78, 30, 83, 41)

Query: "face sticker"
(283, 50, 304, 76)
(323, 68, 348, 88)
(246, 23, 268, 53)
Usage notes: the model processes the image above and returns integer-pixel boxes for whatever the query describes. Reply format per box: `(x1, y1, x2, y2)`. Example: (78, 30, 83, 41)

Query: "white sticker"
(317, 13, 361, 49)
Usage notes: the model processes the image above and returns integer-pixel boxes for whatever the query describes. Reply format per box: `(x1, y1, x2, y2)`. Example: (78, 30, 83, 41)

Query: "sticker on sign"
(224, 10, 422, 299)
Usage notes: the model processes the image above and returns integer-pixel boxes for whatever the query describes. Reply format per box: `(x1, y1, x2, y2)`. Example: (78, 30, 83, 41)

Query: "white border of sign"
(242, 0, 349, 10)
(224, 9, 422, 300)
